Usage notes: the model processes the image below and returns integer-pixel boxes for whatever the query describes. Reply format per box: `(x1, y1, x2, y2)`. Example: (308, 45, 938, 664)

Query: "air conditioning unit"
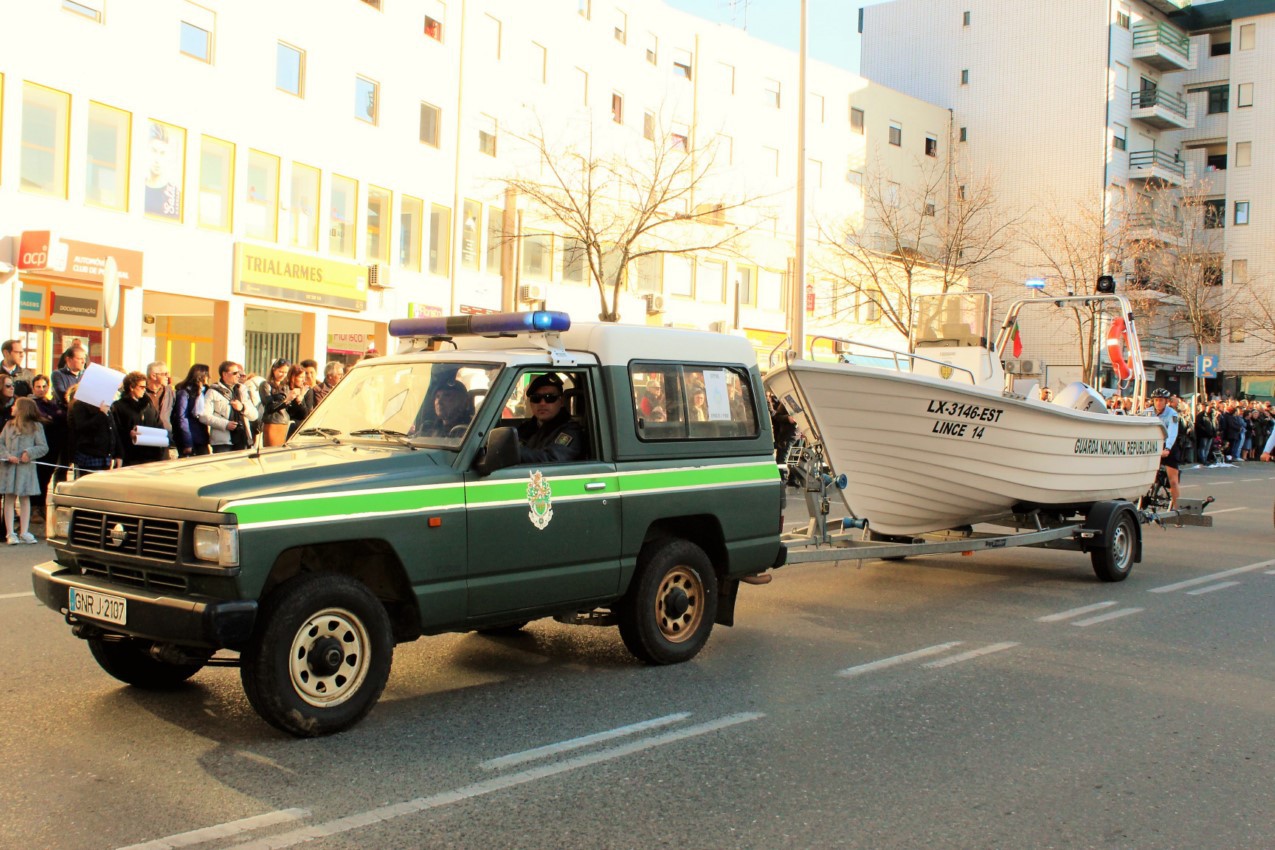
(1019, 358, 1039, 374)
(367, 263, 393, 289)
(708, 320, 728, 334)
(644, 293, 666, 314)
(1003, 359, 1019, 373)
(519, 283, 546, 302)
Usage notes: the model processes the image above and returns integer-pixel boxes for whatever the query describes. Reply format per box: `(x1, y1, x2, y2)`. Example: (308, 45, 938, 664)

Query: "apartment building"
(862, 0, 1275, 397)
(0, 0, 950, 380)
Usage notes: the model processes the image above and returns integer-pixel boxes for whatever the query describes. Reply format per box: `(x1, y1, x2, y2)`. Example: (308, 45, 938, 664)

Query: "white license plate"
(68, 586, 127, 625)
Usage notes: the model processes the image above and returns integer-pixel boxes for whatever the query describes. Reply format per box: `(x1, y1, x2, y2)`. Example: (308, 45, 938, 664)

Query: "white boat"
(765, 291, 1166, 537)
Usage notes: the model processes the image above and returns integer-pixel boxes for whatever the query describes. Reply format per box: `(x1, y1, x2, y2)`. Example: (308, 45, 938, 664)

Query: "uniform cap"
(527, 373, 564, 394)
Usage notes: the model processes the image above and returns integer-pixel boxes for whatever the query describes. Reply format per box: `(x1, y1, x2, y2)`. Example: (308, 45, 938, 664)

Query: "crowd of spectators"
(1108, 392, 1275, 466)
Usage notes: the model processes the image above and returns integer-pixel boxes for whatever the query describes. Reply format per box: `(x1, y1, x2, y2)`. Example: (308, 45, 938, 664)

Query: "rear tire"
(240, 573, 393, 737)
(618, 539, 717, 665)
(1091, 509, 1138, 582)
(88, 638, 205, 689)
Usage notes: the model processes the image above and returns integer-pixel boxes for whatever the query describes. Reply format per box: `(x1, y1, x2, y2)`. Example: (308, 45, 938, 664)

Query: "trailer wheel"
(618, 539, 717, 665)
(1091, 507, 1139, 582)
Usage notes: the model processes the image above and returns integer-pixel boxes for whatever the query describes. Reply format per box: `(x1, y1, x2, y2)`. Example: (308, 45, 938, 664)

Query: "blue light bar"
(389, 310, 572, 339)
(1025, 278, 1046, 290)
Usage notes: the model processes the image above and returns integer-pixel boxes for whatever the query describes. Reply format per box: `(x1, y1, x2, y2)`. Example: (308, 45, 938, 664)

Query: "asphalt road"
(2, 463, 1273, 850)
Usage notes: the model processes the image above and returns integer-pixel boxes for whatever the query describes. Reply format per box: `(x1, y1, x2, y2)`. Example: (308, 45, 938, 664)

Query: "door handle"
(585, 482, 607, 491)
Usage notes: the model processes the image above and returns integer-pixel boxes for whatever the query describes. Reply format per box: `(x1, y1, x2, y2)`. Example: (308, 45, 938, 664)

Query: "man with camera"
(199, 361, 259, 453)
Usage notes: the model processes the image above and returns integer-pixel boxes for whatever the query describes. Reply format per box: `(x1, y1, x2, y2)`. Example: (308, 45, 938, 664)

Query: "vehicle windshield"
(294, 361, 503, 449)
(912, 292, 992, 349)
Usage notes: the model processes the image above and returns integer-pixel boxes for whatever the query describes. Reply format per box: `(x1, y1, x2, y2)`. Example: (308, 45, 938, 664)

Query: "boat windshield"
(913, 292, 992, 349)
(293, 360, 503, 450)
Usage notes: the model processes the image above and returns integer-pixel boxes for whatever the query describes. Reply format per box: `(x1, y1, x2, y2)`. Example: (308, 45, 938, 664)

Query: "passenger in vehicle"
(415, 380, 475, 439)
(517, 373, 584, 464)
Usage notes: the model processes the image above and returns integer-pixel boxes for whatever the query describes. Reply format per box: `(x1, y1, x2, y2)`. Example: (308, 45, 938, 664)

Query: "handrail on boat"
(806, 335, 978, 385)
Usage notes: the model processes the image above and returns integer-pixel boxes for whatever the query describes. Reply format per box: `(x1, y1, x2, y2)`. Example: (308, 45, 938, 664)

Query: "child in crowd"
(0, 397, 49, 544)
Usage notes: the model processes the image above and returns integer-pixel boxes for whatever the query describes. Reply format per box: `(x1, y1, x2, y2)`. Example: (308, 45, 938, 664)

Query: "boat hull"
(766, 361, 1165, 536)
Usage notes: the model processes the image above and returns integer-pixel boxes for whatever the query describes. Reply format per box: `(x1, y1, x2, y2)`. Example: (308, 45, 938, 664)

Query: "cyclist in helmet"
(1146, 389, 1180, 509)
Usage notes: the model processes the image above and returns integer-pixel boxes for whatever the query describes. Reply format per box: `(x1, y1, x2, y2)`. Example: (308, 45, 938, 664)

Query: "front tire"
(618, 539, 717, 665)
(88, 638, 205, 689)
(240, 574, 393, 737)
(1091, 509, 1138, 582)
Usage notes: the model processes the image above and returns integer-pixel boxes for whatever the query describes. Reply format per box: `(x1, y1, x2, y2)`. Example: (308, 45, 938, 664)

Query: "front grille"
(71, 510, 181, 561)
(78, 560, 190, 593)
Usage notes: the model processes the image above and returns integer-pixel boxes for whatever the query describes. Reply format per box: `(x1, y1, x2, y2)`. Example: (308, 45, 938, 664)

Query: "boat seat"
(1015, 381, 1041, 402)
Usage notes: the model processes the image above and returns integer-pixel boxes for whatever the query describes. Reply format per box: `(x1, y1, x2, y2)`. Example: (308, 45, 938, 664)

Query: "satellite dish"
(102, 256, 120, 328)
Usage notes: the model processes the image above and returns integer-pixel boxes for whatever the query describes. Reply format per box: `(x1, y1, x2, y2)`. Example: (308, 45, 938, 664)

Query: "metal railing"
(802, 336, 978, 385)
(1127, 212, 1183, 236)
(1132, 21, 1191, 59)
(1128, 149, 1186, 177)
(1131, 88, 1188, 117)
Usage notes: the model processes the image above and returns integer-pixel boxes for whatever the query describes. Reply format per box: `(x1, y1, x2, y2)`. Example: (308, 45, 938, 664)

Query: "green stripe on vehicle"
(228, 484, 465, 526)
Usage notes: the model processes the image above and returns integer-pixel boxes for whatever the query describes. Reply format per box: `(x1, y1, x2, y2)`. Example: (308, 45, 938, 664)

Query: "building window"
(635, 254, 662, 293)
(86, 102, 131, 211)
(763, 146, 780, 177)
(419, 102, 441, 147)
(63, 0, 103, 22)
(576, 67, 589, 106)
(698, 260, 726, 303)
(578, 0, 589, 18)
(960, 69, 969, 85)
(963, 10, 971, 26)
(645, 32, 658, 64)
(1205, 85, 1229, 114)
(1112, 123, 1127, 151)
(611, 92, 623, 124)
(366, 186, 391, 263)
(179, 3, 214, 63)
(1237, 83, 1253, 108)
(735, 265, 755, 305)
(1234, 201, 1250, 225)
(1114, 61, 1129, 91)
(1235, 140, 1251, 168)
(1203, 198, 1225, 229)
(484, 14, 501, 59)
(666, 254, 693, 298)
(521, 232, 552, 281)
(430, 204, 452, 275)
(925, 134, 938, 157)
(329, 174, 358, 257)
(355, 76, 378, 124)
(809, 158, 823, 189)
(924, 202, 936, 216)
(424, 15, 443, 41)
(614, 8, 626, 43)
(360, 0, 381, 8)
(764, 78, 781, 109)
(245, 149, 279, 241)
(485, 207, 504, 273)
(21, 83, 71, 198)
(478, 114, 497, 157)
(1229, 322, 1246, 344)
(143, 120, 186, 222)
(1232, 259, 1248, 284)
(643, 110, 655, 141)
(197, 135, 234, 231)
(719, 62, 735, 94)
(958, 184, 967, 200)
(851, 106, 865, 135)
(1239, 23, 1255, 51)
(1210, 34, 1231, 56)
(959, 126, 967, 142)
(888, 122, 902, 146)
(1206, 152, 1227, 170)
(461, 199, 481, 271)
(673, 49, 692, 80)
(846, 163, 863, 185)
(400, 195, 423, 270)
(670, 124, 689, 152)
(531, 43, 547, 84)
(289, 162, 321, 251)
(562, 237, 587, 283)
(1116, 9, 1130, 29)
(276, 43, 305, 97)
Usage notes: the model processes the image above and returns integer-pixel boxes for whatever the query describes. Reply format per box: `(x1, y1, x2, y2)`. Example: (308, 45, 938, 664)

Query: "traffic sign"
(1196, 354, 1218, 378)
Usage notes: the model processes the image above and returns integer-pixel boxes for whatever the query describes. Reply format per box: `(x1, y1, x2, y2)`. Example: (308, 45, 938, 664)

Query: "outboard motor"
(1054, 381, 1108, 413)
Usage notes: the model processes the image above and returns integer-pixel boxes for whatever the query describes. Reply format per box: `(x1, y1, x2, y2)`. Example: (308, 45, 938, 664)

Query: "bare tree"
(813, 153, 1018, 338)
(500, 118, 769, 322)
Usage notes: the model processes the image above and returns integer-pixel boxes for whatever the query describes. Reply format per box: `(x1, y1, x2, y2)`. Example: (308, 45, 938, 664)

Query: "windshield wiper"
(349, 428, 417, 449)
(295, 427, 343, 444)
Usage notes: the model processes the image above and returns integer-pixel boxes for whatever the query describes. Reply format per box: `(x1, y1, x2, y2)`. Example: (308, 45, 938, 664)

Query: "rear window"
(630, 363, 758, 441)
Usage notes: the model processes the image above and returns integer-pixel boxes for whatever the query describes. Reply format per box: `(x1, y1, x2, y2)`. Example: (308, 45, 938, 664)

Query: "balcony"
(1132, 22, 1195, 72)
(1127, 212, 1184, 245)
(1128, 149, 1186, 184)
(1131, 88, 1193, 130)
(1142, 0, 1191, 13)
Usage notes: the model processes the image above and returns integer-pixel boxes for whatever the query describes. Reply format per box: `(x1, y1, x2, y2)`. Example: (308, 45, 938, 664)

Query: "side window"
(631, 363, 758, 441)
(499, 370, 595, 460)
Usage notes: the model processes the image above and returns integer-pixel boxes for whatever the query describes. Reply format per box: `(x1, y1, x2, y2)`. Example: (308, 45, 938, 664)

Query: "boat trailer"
(778, 441, 1214, 583)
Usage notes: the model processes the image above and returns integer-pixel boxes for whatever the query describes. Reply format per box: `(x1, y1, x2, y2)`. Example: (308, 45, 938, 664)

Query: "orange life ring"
(1106, 317, 1132, 382)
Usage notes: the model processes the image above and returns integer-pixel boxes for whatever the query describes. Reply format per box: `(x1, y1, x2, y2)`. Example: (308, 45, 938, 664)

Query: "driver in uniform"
(1147, 388, 1181, 510)
(517, 373, 584, 464)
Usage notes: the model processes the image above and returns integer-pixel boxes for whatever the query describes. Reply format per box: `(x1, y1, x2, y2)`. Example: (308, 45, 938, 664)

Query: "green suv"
(33, 312, 784, 736)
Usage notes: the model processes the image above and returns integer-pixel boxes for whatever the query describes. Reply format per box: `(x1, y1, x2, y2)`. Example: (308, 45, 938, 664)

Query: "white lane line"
(837, 642, 962, 678)
(480, 712, 691, 771)
(226, 713, 764, 850)
(1206, 507, 1248, 514)
(1072, 608, 1144, 627)
(1036, 601, 1118, 623)
(115, 809, 310, 850)
(922, 642, 1019, 669)
(0, 591, 34, 600)
(1186, 581, 1242, 596)
(1237, 478, 1262, 483)
(1149, 560, 1275, 594)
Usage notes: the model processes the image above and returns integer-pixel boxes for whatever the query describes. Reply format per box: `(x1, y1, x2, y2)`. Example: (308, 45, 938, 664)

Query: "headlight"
(52, 506, 72, 540)
(193, 524, 239, 567)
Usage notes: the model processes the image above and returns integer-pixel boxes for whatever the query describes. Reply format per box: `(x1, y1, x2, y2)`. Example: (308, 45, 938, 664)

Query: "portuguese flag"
(1010, 321, 1023, 358)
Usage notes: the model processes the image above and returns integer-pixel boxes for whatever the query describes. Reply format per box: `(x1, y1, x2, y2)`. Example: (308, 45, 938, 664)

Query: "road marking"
(226, 713, 764, 850)
(922, 642, 1019, 669)
(480, 712, 691, 771)
(1186, 581, 1241, 596)
(0, 591, 34, 600)
(1237, 478, 1262, 483)
(1072, 608, 1143, 627)
(1036, 601, 1117, 623)
(837, 642, 962, 678)
(1149, 559, 1275, 594)
(1205, 507, 1247, 514)
(115, 808, 310, 850)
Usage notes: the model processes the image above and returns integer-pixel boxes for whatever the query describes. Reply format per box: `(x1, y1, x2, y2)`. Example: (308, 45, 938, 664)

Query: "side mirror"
(475, 427, 519, 476)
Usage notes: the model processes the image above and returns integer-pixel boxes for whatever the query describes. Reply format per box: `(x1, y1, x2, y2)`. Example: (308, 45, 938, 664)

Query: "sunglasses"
(528, 393, 560, 404)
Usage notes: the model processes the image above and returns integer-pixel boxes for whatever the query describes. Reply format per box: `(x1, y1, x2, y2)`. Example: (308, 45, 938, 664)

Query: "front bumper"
(31, 561, 257, 649)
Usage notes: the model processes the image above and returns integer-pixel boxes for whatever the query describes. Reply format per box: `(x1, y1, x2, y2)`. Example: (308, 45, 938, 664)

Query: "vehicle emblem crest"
(107, 522, 128, 548)
(526, 470, 554, 530)
(939, 365, 954, 380)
